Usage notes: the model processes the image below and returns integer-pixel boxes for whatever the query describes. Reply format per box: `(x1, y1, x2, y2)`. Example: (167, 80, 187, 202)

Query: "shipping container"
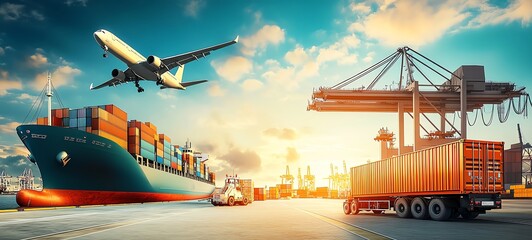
(343, 139, 504, 221)
(91, 130, 127, 149)
(104, 104, 128, 121)
(254, 188, 266, 201)
(269, 187, 280, 200)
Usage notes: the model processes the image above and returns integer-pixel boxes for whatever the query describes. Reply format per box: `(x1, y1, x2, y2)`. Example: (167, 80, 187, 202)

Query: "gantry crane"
(303, 165, 315, 191)
(308, 46, 529, 154)
(280, 165, 294, 185)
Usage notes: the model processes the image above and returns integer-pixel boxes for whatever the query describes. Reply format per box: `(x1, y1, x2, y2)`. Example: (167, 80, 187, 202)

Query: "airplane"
(91, 29, 238, 93)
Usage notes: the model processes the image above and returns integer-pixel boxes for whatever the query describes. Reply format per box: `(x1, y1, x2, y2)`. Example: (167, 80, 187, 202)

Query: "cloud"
(0, 3, 23, 21)
(65, 0, 88, 7)
(211, 56, 253, 82)
(350, 2, 371, 14)
(241, 79, 263, 92)
(0, 154, 40, 178)
(184, 0, 205, 18)
(263, 128, 298, 140)
(363, 51, 375, 63)
(0, 121, 21, 134)
(285, 46, 309, 66)
(0, 70, 22, 95)
(32, 65, 81, 91)
(27, 52, 48, 68)
(285, 147, 299, 163)
(0, 3, 44, 21)
(207, 82, 226, 97)
(0, 144, 28, 158)
(463, 0, 532, 29)
(156, 90, 177, 100)
(16, 93, 35, 101)
(0, 47, 4, 55)
(30, 10, 44, 21)
(219, 148, 261, 173)
(240, 25, 285, 56)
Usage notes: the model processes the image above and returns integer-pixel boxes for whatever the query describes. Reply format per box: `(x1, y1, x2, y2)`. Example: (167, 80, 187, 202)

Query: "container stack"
(240, 179, 254, 202)
(254, 188, 265, 201)
(173, 146, 183, 171)
(316, 187, 329, 198)
(36, 105, 128, 149)
(510, 185, 532, 198)
(296, 189, 308, 198)
(158, 134, 172, 167)
(277, 184, 292, 198)
(269, 186, 280, 200)
(36, 105, 214, 183)
(128, 120, 156, 161)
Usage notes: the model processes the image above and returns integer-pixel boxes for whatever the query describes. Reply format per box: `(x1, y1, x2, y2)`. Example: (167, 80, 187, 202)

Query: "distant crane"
(297, 167, 303, 190)
(518, 124, 532, 185)
(0, 170, 8, 193)
(325, 161, 350, 197)
(18, 168, 34, 190)
(303, 165, 315, 191)
(280, 165, 294, 185)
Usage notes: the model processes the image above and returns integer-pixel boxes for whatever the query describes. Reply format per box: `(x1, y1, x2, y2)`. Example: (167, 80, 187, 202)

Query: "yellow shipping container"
(510, 184, 526, 190)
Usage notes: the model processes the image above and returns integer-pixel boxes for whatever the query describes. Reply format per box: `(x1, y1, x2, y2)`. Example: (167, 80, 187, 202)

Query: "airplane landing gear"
(103, 53, 108, 58)
(135, 80, 144, 93)
(102, 45, 109, 58)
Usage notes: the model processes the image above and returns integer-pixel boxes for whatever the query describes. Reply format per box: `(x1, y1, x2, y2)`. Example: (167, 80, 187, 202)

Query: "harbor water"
(0, 195, 17, 210)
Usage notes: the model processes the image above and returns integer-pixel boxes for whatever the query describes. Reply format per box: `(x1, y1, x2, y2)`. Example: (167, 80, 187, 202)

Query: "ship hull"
(16, 125, 215, 207)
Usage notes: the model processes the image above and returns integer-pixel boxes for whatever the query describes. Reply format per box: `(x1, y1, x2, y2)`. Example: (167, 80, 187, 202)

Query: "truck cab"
(212, 176, 250, 206)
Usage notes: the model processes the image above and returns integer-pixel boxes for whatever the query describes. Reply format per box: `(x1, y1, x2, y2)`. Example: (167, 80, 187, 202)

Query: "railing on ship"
(133, 154, 215, 185)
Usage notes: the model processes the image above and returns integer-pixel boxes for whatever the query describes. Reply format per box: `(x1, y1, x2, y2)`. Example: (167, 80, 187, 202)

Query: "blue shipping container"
(69, 109, 77, 119)
(62, 117, 69, 127)
(140, 148, 155, 161)
(156, 156, 164, 164)
(78, 118, 86, 127)
(69, 118, 78, 127)
(163, 159, 171, 167)
(86, 108, 92, 118)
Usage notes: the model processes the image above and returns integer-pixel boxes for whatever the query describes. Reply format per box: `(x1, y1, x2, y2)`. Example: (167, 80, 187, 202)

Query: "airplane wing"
(90, 68, 138, 90)
(159, 36, 239, 74)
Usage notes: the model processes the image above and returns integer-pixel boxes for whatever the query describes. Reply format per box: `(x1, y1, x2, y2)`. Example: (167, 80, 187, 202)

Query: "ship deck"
(1, 198, 532, 239)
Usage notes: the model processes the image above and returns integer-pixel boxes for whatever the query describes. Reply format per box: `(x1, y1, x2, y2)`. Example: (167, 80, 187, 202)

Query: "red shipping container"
(128, 143, 140, 154)
(171, 162, 178, 169)
(128, 127, 139, 136)
(158, 134, 171, 143)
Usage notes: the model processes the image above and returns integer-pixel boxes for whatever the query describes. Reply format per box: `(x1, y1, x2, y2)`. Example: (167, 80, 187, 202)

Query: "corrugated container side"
(140, 148, 155, 160)
(350, 140, 504, 198)
(92, 119, 127, 140)
(145, 122, 157, 132)
(92, 130, 127, 149)
(164, 159, 171, 167)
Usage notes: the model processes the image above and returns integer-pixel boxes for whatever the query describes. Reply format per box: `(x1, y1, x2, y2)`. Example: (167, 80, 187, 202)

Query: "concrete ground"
(0, 198, 531, 240)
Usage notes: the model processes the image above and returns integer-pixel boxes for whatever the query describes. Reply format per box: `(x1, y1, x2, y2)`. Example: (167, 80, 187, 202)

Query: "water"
(0, 195, 18, 209)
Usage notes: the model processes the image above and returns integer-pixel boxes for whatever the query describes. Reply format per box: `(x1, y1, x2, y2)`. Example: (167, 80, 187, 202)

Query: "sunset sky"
(0, 0, 531, 188)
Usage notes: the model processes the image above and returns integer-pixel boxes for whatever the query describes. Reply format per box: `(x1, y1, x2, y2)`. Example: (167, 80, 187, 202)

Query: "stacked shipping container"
(254, 188, 265, 201)
(36, 105, 215, 183)
(36, 105, 128, 149)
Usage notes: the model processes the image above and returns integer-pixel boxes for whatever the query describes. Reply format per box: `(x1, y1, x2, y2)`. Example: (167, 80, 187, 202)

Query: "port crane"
(280, 165, 294, 185)
(303, 165, 315, 191)
(308, 46, 529, 155)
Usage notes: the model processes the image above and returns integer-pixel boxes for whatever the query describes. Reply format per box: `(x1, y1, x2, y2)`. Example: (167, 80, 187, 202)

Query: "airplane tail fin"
(175, 65, 185, 83)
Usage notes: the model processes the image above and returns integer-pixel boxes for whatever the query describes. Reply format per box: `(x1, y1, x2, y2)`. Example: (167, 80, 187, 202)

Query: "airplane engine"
(147, 55, 162, 70)
(111, 69, 126, 81)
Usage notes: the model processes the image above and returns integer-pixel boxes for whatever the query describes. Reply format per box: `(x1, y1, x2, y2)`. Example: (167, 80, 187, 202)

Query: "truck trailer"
(343, 139, 503, 221)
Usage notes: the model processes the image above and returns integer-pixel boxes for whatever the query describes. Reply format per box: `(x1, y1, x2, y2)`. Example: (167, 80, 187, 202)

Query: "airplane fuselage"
(93, 30, 184, 89)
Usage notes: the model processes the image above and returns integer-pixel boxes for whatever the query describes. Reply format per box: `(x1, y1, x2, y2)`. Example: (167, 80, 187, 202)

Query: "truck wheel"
(395, 198, 412, 218)
(350, 201, 359, 215)
(343, 201, 351, 215)
(411, 197, 429, 220)
(243, 197, 249, 206)
(429, 199, 451, 221)
(460, 211, 480, 219)
(228, 196, 235, 206)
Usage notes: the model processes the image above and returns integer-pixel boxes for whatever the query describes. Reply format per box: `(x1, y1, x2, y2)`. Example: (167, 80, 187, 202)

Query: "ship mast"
(46, 72, 53, 126)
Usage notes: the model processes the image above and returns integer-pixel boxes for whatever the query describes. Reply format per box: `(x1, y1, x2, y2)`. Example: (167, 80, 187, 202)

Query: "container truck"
(343, 139, 503, 221)
(212, 176, 253, 206)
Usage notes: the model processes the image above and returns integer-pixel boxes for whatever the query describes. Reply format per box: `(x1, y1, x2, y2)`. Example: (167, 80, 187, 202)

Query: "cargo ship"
(16, 103, 216, 207)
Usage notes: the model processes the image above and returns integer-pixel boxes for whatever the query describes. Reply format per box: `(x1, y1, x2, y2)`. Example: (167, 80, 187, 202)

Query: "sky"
(0, 0, 531, 188)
